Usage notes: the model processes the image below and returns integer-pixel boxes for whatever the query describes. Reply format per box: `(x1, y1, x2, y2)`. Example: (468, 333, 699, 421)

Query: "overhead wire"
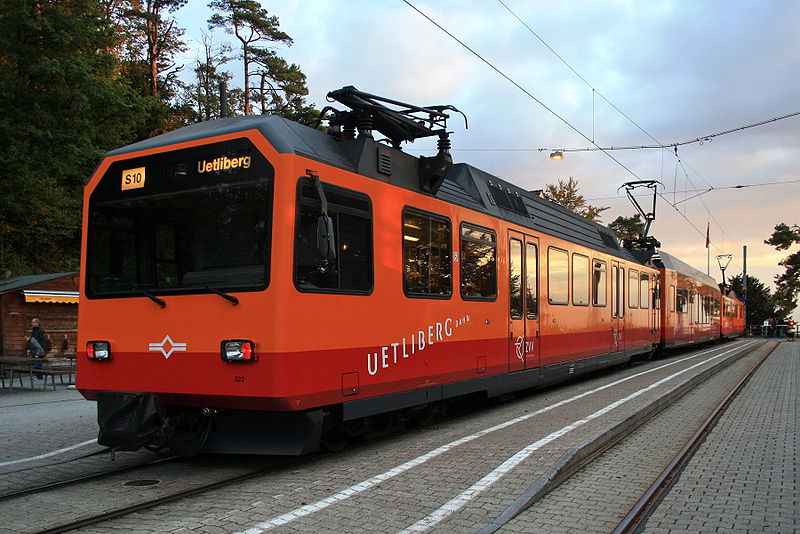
(497, 0, 795, 266)
(404, 0, 790, 278)
(400, 0, 645, 183)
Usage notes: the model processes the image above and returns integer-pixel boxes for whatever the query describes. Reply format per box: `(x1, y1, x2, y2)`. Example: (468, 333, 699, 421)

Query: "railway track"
(612, 341, 778, 534)
(474, 339, 776, 534)
(0, 453, 178, 501)
(1, 451, 314, 534)
(1, 339, 771, 533)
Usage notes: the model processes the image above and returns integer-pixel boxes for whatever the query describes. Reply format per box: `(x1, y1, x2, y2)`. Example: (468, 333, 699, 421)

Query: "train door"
(651, 274, 660, 335)
(611, 261, 624, 353)
(508, 231, 540, 372)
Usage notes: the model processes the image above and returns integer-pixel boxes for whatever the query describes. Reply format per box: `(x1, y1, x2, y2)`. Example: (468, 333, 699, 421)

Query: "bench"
(3, 357, 75, 391)
(9, 366, 73, 391)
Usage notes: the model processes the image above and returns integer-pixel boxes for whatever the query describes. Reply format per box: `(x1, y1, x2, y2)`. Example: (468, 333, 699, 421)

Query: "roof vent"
(377, 146, 392, 175)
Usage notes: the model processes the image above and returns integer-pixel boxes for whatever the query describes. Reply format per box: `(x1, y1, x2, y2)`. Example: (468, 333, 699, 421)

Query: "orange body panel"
(77, 130, 662, 413)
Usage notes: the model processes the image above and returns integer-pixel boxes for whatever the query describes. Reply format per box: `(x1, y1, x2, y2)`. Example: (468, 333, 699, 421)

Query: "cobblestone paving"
(58, 341, 757, 534)
(496, 342, 770, 534)
(642, 341, 799, 534)
(0, 340, 766, 534)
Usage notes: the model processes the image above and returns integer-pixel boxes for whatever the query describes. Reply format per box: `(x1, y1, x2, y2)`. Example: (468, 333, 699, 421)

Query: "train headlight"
(87, 341, 111, 360)
(221, 340, 255, 362)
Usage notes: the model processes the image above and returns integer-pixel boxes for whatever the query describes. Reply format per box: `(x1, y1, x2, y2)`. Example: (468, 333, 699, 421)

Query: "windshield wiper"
(180, 281, 239, 306)
(204, 284, 239, 306)
(118, 282, 166, 308)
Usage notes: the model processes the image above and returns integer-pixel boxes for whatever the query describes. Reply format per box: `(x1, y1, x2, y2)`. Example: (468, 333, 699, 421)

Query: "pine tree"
(0, 0, 150, 275)
(207, 0, 316, 120)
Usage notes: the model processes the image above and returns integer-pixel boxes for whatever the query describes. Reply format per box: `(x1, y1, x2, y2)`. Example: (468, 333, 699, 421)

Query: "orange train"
(77, 87, 744, 454)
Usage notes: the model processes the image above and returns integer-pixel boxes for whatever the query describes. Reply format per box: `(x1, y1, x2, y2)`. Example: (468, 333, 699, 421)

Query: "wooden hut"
(0, 273, 79, 357)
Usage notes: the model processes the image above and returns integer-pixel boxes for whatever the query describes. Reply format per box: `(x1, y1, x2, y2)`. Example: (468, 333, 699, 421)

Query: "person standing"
(762, 318, 770, 338)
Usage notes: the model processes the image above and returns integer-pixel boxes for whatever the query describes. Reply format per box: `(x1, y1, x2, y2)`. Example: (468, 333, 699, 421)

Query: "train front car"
(77, 88, 669, 456)
(77, 123, 322, 454)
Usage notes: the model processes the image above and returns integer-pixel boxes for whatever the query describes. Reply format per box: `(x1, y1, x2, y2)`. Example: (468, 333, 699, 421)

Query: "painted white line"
(0, 438, 98, 468)
(398, 342, 751, 532)
(236, 340, 755, 534)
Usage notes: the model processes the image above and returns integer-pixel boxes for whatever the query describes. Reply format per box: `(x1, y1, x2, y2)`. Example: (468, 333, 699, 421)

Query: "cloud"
(175, 0, 799, 312)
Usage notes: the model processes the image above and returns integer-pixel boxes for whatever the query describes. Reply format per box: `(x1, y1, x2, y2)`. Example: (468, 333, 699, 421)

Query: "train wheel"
(321, 425, 352, 452)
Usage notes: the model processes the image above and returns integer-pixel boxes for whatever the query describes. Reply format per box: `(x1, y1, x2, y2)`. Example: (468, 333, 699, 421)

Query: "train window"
(460, 224, 497, 300)
(294, 179, 372, 293)
(510, 239, 523, 319)
(653, 275, 661, 310)
(628, 269, 639, 309)
(676, 288, 688, 313)
(639, 273, 650, 309)
(526, 243, 538, 319)
(611, 265, 618, 316)
(403, 209, 452, 298)
(670, 285, 676, 313)
(572, 254, 589, 306)
(548, 247, 569, 305)
(592, 260, 607, 307)
(612, 265, 625, 317)
(87, 137, 272, 299)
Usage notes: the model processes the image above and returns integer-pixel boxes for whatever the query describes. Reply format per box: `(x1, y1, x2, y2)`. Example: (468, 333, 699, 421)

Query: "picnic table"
(0, 353, 76, 391)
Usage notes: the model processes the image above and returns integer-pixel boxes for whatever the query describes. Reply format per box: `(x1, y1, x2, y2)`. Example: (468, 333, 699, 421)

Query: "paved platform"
(643, 340, 799, 533)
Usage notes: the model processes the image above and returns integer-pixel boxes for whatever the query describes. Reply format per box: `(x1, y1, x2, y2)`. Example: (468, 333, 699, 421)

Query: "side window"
(612, 265, 625, 318)
(628, 269, 639, 309)
(510, 239, 523, 319)
(676, 288, 688, 313)
(592, 260, 607, 306)
(526, 243, 538, 319)
(670, 285, 676, 313)
(640, 272, 650, 309)
(403, 209, 451, 297)
(294, 178, 372, 293)
(460, 224, 497, 300)
(572, 254, 589, 306)
(548, 247, 569, 305)
(653, 274, 661, 310)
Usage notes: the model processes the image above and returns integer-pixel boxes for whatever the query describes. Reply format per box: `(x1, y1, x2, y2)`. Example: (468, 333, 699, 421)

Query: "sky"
(176, 0, 799, 313)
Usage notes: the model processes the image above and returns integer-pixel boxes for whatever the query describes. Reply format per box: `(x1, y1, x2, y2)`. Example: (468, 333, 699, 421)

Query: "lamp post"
(716, 254, 733, 290)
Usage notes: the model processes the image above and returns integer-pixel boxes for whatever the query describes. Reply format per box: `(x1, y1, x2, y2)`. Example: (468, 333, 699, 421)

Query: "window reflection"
(461, 225, 497, 300)
(548, 248, 569, 305)
(404, 211, 451, 297)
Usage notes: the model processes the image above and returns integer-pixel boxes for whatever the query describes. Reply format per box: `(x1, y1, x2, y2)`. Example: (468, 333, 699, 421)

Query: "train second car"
(77, 87, 743, 454)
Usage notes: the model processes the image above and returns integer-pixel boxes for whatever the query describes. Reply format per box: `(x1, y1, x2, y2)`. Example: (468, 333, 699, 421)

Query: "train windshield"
(86, 138, 273, 299)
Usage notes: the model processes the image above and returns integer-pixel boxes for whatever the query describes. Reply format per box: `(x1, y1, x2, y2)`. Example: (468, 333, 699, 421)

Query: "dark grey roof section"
(105, 115, 357, 172)
(439, 163, 640, 262)
(0, 272, 78, 295)
(656, 251, 719, 288)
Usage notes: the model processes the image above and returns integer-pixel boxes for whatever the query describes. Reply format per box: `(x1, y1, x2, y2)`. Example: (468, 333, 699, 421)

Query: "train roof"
(655, 250, 720, 289)
(103, 114, 643, 264)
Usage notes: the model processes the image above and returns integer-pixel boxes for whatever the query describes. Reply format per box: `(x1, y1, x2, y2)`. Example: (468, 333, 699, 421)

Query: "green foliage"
(765, 222, 799, 319)
(729, 274, 776, 325)
(0, 0, 152, 276)
(608, 214, 644, 242)
(543, 177, 609, 222)
(0, 1, 318, 276)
